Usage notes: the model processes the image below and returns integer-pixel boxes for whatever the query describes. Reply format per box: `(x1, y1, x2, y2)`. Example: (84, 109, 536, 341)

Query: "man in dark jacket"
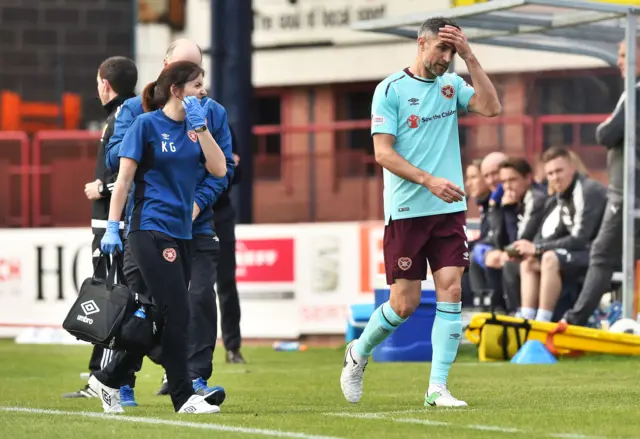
(468, 152, 507, 308)
(63, 56, 138, 402)
(562, 39, 640, 326)
(488, 157, 548, 313)
(509, 147, 607, 321)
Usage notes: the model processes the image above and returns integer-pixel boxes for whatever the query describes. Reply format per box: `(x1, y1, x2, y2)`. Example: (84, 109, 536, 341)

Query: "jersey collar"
(403, 67, 435, 84)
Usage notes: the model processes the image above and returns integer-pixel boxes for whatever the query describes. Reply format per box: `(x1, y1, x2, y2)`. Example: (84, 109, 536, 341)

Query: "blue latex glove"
(101, 220, 123, 255)
(472, 243, 492, 268)
(489, 184, 504, 204)
(182, 96, 206, 130)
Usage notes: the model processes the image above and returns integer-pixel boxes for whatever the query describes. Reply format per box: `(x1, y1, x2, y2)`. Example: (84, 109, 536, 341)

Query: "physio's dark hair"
(141, 61, 204, 112)
(498, 157, 533, 177)
(417, 16, 460, 38)
(98, 56, 138, 97)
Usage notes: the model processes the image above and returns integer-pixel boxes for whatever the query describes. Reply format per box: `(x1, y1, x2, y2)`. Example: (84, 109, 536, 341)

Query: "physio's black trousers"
(187, 235, 220, 381)
(94, 230, 194, 411)
(213, 203, 242, 352)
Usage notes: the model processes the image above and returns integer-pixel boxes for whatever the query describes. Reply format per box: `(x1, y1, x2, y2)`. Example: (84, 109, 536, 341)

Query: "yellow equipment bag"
(465, 313, 533, 362)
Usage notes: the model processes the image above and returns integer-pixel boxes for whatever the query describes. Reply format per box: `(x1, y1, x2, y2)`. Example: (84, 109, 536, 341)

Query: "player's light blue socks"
(429, 301, 462, 386)
(353, 301, 407, 358)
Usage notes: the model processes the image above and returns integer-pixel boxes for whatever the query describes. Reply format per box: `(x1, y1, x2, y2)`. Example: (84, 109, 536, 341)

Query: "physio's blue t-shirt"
(371, 68, 475, 224)
(106, 96, 235, 237)
(119, 109, 205, 240)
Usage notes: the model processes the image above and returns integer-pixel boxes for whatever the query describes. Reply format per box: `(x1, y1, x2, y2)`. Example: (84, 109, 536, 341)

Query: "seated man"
(488, 157, 548, 313)
(468, 152, 507, 308)
(463, 158, 492, 307)
(509, 147, 607, 321)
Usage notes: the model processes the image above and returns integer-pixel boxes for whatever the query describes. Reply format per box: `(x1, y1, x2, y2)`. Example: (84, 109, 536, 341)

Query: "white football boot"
(178, 394, 220, 414)
(88, 375, 124, 413)
(424, 384, 468, 407)
(340, 340, 368, 403)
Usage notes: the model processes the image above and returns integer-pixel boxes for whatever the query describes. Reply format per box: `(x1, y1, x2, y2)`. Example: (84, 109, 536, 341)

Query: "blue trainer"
(120, 385, 138, 407)
(192, 377, 226, 406)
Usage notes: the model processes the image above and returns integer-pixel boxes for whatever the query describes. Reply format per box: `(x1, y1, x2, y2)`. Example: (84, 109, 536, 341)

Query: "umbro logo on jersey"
(408, 97, 419, 106)
(161, 133, 170, 140)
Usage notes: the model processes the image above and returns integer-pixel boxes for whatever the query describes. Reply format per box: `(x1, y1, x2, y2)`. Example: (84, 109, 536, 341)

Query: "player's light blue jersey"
(371, 68, 475, 224)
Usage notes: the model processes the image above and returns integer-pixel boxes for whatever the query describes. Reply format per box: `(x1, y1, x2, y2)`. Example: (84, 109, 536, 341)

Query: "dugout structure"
(351, 0, 640, 320)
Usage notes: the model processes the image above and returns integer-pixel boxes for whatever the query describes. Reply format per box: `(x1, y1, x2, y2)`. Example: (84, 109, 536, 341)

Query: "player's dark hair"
(541, 146, 571, 163)
(417, 16, 460, 38)
(141, 61, 204, 112)
(98, 56, 138, 97)
(498, 157, 532, 177)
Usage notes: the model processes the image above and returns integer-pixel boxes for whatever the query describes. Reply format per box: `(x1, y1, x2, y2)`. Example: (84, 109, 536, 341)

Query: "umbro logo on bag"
(81, 300, 100, 316)
(77, 300, 100, 325)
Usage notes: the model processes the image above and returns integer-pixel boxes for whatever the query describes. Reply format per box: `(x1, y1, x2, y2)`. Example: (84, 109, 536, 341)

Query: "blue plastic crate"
(372, 287, 437, 362)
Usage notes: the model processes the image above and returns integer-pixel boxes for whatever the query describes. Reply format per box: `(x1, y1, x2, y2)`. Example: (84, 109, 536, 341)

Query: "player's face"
(465, 164, 489, 198)
(420, 35, 455, 78)
(499, 168, 529, 200)
(179, 73, 207, 100)
(544, 156, 575, 194)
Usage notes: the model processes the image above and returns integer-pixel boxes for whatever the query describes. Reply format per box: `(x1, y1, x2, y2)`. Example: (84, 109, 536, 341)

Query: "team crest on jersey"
(188, 131, 198, 142)
(406, 115, 420, 129)
(163, 248, 177, 263)
(441, 85, 455, 99)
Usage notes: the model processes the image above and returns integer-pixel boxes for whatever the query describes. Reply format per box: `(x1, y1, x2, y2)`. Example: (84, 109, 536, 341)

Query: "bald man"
(97, 38, 235, 409)
(480, 151, 507, 193)
(467, 152, 507, 309)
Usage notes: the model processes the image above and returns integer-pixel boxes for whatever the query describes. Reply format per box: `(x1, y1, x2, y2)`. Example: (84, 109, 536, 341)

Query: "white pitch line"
(0, 407, 343, 439)
(324, 412, 608, 439)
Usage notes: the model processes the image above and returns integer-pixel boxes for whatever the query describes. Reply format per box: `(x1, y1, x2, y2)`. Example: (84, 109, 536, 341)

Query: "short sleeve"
(454, 75, 476, 112)
(371, 81, 398, 137)
(119, 116, 146, 163)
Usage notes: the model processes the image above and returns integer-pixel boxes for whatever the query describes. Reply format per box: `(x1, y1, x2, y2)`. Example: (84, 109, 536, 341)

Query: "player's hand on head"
(182, 95, 207, 129)
(438, 25, 472, 59)
(425, 176, 465, 203)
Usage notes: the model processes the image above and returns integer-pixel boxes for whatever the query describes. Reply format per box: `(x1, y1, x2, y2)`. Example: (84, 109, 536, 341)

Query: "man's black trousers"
(186, 235, 220, 381)
(88, 234, 116, 374)
(213, 203, 242, 352)
(93, 230, 194, 411)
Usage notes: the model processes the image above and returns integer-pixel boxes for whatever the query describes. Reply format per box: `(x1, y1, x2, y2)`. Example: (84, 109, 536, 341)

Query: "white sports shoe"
(88, 375, 124, 413)
(178, 394, 220, 414)
(340, 340, 368, 403)
(424, 384, 468, 407)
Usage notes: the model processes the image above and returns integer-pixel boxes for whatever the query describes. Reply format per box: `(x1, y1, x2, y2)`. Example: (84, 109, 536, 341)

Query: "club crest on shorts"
(163, 248, 177, 262)
(188, 130, 198, 142)
(441, 85, 455, 99)
(397, 257, 412, 271)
